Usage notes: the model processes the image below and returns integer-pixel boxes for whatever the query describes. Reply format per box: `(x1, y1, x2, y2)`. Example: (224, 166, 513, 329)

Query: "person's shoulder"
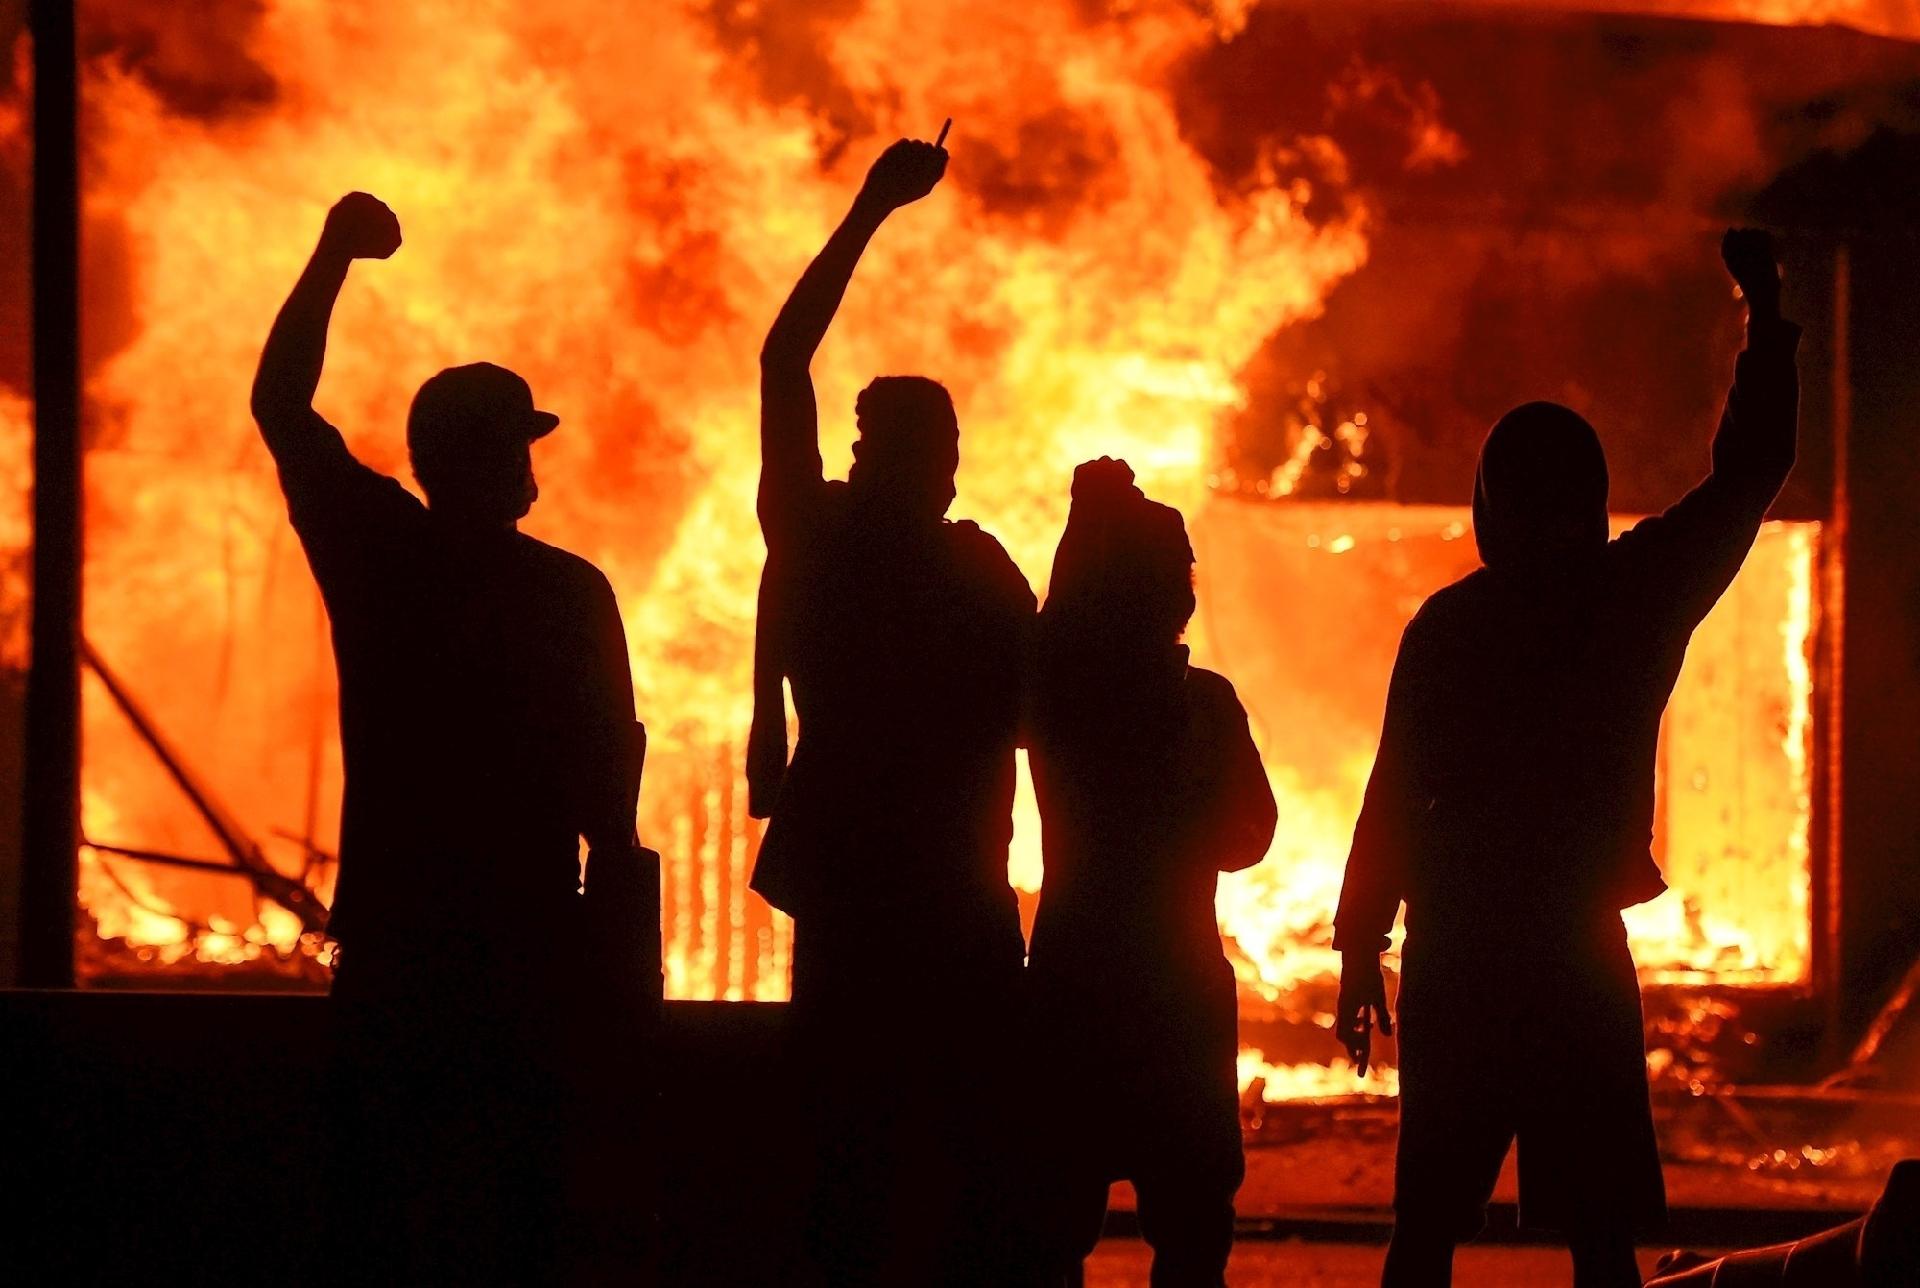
(518, 534, 618, 600)
(800, 479, 853, 535)
(1416, 568, 1491, 618)
(945, 515, 1002, 552)
(1184, 665, 1248, 717)
(1395, 571, 1490, 650)
(285, 454, 422, 545)
(947, 518, 1036, 607)
(367, 470, 424, 513)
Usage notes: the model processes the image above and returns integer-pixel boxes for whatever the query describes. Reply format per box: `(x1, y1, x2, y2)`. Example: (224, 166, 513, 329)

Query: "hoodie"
(1334, 317, 1800, 953)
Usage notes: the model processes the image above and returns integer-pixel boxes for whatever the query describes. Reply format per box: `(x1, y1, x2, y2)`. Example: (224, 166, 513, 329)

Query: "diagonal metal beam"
(81, 639, 329, 935)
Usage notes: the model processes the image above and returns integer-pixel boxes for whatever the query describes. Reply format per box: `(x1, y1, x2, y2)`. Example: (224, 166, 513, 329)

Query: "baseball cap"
(406, 362, 559, 466)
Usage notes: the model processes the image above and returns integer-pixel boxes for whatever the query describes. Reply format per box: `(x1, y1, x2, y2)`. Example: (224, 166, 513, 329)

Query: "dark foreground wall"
(2, 991, 795, 1285)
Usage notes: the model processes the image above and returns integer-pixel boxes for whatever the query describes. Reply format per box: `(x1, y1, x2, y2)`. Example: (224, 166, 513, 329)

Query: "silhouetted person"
(1647, 1158, 1919, 1286)
(1026, 459, 1277, 1288)
(751, 135, 1036, 1287)
(1334, 230, 1799, 1288)
(252, 192, 645, 1284)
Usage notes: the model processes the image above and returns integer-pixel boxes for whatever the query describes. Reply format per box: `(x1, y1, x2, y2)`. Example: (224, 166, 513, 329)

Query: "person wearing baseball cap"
(404, 360, 559, 521)
(251, 192, 646, 1281)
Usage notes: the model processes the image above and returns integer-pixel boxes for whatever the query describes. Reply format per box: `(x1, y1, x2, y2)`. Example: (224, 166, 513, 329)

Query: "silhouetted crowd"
(244, 135, 1919, 1287)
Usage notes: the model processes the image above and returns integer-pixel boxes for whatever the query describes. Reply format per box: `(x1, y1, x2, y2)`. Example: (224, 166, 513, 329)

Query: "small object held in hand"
(862, 137, 948, 211)
(1719, 226, 1780, 311)
(935, 117, 951, 147)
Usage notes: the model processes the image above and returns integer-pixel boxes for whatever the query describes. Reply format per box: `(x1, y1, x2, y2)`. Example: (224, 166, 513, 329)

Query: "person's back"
(314, 503, 627, 967)
(1030, 664, 1269, 981)
(252, 192, 643, 1282)
(1026, 459, 1277, 1288)
(1334, 231, 1800, 1288)
(1384, 553, 1695, 937)
(767, 480, 1030, 925)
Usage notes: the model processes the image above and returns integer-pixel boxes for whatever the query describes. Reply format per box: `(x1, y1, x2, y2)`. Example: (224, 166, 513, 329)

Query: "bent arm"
(1207, 687, 1278, 874)
(758, 136, 946, 542)
(757, 197, 890, 542)
(1619, 272, 1801, 623)
(250, 244, 355, 461)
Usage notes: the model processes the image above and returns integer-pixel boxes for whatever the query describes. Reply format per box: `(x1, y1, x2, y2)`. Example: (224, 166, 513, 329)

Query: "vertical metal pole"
(19, 0, 80, 989)
(1818, 242, 1849, 1049)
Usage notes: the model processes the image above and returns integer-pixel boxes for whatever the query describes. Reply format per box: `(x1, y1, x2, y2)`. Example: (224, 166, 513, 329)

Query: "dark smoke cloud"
(0, 0, 280, 401)
(1193, 8, 1920, 513)
(79, 0, 276, 121)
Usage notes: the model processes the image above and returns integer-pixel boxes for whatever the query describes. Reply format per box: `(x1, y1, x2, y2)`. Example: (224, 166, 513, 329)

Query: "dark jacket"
(1334, 318, 1800, 952)
(750, 480, 1035, 926)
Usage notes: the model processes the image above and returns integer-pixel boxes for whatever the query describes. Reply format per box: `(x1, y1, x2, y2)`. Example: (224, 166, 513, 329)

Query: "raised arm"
(1616, 228, 1800, 623)
(250, 192, 401, 463)
(747, 137, 949, 809)
(756, 136, 948, 543)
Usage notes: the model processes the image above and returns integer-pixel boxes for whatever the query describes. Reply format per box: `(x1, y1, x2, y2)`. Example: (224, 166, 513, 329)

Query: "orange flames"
(64, 0, 1372, 984)
(0, 0, 1850, 1094)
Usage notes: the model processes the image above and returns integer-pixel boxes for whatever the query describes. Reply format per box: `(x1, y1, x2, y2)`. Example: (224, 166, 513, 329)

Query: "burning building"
(3, 0, 1919, 1109)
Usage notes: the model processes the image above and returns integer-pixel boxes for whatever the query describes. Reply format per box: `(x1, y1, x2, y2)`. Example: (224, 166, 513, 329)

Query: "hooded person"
(1023, 458, 1277, 1288)
(1332, 231, 1800, 1288)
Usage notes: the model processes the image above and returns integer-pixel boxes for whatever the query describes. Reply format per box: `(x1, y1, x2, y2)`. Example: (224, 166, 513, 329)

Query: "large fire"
(0, 0, 1866, 1096)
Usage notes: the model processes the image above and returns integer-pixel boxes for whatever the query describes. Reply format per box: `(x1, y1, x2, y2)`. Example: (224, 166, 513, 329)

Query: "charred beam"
(81, 841, 260, 877)
(81, 640, 328, 935)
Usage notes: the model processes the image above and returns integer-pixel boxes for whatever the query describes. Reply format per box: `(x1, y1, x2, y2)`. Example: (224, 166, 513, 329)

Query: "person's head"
(1473, 401, 1610, 570)
(1045, 457, 1196, 654)
(848, 376, 960, 523)
(407, 362, 557, 526)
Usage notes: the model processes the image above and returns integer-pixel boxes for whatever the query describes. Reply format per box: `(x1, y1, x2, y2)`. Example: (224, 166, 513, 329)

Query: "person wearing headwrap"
(1024, 458, 1277, 1288)
(1333, 230, 1800, 1288)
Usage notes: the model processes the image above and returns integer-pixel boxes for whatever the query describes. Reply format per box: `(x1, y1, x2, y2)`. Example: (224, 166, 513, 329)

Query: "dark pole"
(1818, 240, 1849, 1059)
(19, 0, 81, 989)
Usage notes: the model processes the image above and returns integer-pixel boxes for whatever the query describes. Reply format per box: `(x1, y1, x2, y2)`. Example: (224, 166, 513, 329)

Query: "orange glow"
(61, 0, 1371, 986)
(1387, 0, 1920, 40)
(0, 2, 1836, 1096)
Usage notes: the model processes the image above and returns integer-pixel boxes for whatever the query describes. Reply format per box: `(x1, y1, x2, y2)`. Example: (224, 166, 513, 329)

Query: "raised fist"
(858, 138, 948, 213)
(320, 192, 402, 261)
(1721, 227, 1779, 315)
(1071, 456, 1141, 507)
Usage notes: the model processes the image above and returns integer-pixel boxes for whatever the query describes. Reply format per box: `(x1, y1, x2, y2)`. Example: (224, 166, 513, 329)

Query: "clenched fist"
(320, 192, 402, 261)
(1721, 227, 1779, 319)
(857, 138, 949, 214)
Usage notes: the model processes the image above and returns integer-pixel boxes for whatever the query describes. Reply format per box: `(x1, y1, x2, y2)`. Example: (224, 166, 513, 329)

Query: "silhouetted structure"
(1026, 459, 1278, 1288)
(1333, 231, 1800, 1288)
(750, 138, 1036, 1286)
(252, 193, 646, 1283)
